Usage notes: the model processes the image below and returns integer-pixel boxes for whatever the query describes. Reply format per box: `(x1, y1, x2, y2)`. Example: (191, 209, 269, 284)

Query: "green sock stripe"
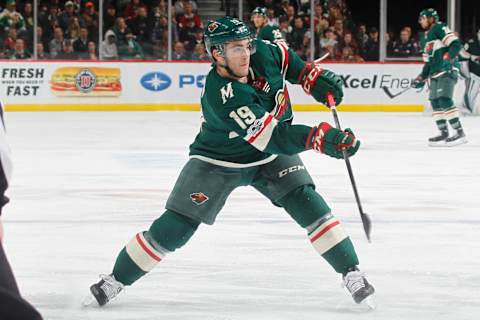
(321, 238, 359, 275)
(112, 247, 147, 286)
(448, 117, 462, 130)
(436, 119, 448, 130)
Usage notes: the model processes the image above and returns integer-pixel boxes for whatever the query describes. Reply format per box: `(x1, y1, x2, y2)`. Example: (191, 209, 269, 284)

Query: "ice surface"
(2, 112, 479, 320)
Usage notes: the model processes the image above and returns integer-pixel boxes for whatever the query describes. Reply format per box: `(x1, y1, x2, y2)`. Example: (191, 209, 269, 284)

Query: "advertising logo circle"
(140, 72, 171, 92)
(75, 69, 97, 93)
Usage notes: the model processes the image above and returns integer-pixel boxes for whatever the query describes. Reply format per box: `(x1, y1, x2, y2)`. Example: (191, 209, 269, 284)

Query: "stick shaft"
(326, 94, 371, 242)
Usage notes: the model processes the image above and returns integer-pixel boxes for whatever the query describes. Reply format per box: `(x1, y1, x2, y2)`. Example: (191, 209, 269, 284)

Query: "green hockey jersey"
(257, 25, 284, 43)
(189, 39, 313, 166)
(419, 22, 462, 77)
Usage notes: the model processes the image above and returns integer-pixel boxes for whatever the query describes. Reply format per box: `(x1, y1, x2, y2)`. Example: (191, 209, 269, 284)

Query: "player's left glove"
(412, 75, 426, 89)
(442, 52, 455, 72)
(299, 63, 343, 106)
(305, 122, 360, 159)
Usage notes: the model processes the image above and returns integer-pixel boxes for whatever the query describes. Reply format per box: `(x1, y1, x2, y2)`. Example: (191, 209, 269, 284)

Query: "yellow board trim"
(5, 104, 424, 112)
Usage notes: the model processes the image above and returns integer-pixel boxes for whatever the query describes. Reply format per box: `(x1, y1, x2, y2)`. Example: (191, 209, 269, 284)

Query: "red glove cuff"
(305, 122, 332, 153)
(299, 63, 325, 95)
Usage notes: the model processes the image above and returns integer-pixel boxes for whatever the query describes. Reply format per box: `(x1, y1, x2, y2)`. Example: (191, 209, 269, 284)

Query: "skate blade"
(82, 294, 97, 307)
(445, 137, 468, 147)
(428, 141, 447, 147)
(361, 295, 377, 310)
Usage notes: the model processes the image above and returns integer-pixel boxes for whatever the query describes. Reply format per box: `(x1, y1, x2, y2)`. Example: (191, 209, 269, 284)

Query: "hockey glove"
(442, 53, 455, 72)
(306, 122, 360, 159)
(299, 63, 343, 106)
(470, 55, 480, 62)
(412, 75, 426, 89)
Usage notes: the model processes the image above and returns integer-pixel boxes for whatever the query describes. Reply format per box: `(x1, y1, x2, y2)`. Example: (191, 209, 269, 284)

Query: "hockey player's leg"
(87, 210, 200, 306)
(436, 97, 467, 146)
(431, 74, 467, 146)
(87, 159, 240, 306)
(112, 210, 199, 285)
(429, 99, 449, 146)
(0, 243, 44, 319)
(277, 185, 374, 305)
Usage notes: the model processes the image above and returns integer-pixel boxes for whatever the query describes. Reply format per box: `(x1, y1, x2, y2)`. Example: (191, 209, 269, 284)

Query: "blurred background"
(0, 0, 478, 62)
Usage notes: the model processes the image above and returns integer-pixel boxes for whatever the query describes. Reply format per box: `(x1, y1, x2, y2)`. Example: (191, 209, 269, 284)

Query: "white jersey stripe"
(277, 41, 289, 77)
(245, 113, 279, 151)
(442, 33, 458, 46)
(189, 154, 278, 168)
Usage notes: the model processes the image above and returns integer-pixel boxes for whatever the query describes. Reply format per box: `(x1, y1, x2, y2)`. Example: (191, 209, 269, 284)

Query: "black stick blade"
(382, 86, 396, 99)
(361, 213, 372, 242)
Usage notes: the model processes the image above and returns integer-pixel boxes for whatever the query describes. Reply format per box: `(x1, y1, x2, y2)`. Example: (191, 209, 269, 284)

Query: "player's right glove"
(411, 75, 426, 89)
(299, 63, 343, 106)
(305, 122, 360, 159)
(471, 55, 480, 62)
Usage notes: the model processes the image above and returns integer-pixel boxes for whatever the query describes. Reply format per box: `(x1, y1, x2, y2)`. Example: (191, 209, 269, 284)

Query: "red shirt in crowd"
(178, 14, 202, 29)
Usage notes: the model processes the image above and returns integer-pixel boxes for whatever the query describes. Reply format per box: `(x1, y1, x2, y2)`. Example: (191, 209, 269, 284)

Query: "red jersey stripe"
(247, 114, 274, 143)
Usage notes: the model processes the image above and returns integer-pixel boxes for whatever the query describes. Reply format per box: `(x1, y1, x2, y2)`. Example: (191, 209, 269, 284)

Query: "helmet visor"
(223, 37, 256, 59)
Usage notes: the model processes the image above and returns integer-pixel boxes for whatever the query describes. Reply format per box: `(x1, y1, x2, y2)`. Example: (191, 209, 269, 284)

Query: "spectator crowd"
(0, 0, 423, 61)
(247, 0, 421, 62)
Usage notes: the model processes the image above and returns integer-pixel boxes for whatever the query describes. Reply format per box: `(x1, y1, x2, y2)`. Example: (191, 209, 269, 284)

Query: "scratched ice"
(3, 112, 479, 320)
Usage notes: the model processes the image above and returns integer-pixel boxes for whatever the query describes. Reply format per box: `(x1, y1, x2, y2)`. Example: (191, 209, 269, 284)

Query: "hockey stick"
(382, 85, 412, 99)
(326, 93, 372, 242)
(382, 71, 449, 99)
(313, 52, 330, 64)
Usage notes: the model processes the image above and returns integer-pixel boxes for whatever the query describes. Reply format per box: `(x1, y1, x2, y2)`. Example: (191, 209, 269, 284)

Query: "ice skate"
(445, 129, 467, 147)
(343, 269, 376, 309)
(83, 274, 124, 307)
(428, 129, 449, 147)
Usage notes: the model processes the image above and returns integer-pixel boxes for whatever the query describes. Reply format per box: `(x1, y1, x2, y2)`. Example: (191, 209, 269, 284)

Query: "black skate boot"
(343, 268, 375, 308)
(445, 129, 467, 147)
(428, 129, 449, 147)
(84, 274, 124, 307)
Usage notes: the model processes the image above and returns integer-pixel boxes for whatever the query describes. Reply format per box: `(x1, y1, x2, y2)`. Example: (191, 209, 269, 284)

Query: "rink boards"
(0, 60, 451, 112)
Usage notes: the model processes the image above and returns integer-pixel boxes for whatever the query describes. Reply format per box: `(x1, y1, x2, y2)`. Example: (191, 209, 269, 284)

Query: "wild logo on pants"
(190, 192, 209, 205)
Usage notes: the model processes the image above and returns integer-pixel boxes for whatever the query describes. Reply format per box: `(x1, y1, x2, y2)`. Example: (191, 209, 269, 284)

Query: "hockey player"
(86, 17, 375, 308)
(412, 8, 467, 146)
(251, 7, 284, 43)
(459, 29, 480, 113)
(0, 102, 43, 320)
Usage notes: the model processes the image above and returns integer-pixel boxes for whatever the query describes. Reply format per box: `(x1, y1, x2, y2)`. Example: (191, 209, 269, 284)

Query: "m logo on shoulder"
(220, 82, 234, 104)
(190, 192, 209, 205)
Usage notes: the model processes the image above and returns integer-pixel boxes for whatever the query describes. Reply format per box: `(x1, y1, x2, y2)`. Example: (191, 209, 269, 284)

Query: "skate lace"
(343, 271, 366, 294)
(99, 274, 124, 301)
